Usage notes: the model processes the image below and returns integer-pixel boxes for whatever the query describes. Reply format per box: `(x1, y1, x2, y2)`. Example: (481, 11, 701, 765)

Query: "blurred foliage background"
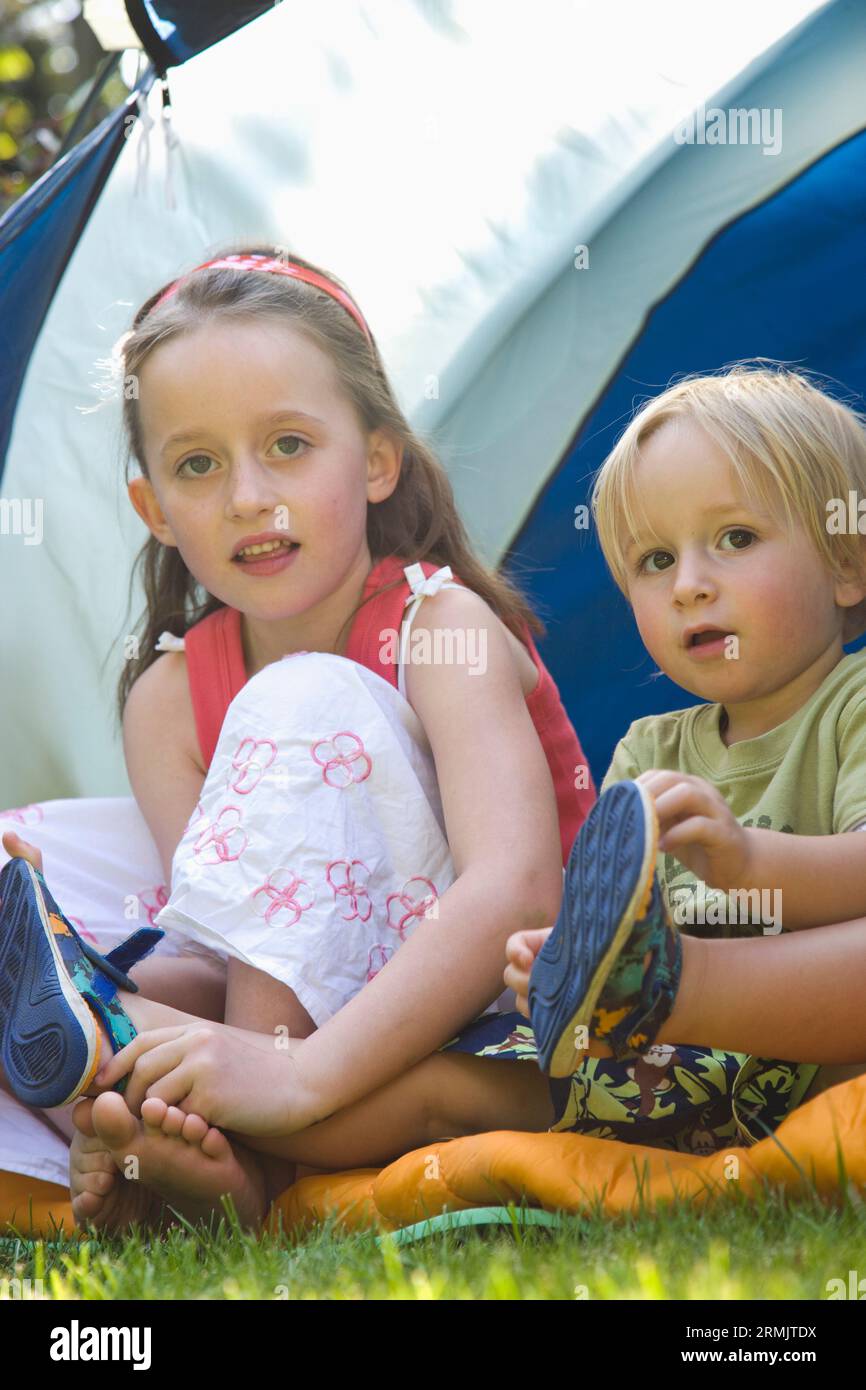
(0, 0, 140, 214)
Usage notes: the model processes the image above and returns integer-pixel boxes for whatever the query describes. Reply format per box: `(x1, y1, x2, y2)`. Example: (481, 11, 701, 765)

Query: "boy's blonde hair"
(591, 363, 866, 642)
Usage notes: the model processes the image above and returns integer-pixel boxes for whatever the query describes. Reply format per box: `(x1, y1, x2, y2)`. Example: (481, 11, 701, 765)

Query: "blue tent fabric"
(0, 0, 279, 477)
(125, 0, 275, 72)
(508, 123, 866, 786)
(0, 88, 152, 481)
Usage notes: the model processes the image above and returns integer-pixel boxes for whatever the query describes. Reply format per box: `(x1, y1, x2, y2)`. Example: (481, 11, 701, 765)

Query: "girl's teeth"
(237, 540, 294, 558)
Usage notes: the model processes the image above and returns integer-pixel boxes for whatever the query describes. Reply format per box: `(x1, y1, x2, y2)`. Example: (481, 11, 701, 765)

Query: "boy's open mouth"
(687, 628, 730, 647)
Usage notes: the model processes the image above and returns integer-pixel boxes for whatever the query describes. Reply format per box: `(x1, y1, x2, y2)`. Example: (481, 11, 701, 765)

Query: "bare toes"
(200, 1125, 231, 1161)
(72, 1190, 105, 1221)
(165, 1106, 189, 1138)
(74, 1148, 115, 1175)
(140, 1097, 168, 1130)
(72, 1097, 97, 1137)
(180, 1113, 209, 1145)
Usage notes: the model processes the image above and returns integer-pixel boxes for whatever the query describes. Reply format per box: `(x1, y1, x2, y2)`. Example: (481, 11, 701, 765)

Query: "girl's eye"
(720, 528, 756, 550)
(177, 454, 217, 478)
(271, 434, 308, 459)
(637, 549, 674, 574)
(176, 435, 308, 476)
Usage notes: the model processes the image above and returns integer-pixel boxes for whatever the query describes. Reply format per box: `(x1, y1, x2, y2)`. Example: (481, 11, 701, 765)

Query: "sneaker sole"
(0, 860, 99, 1108)
(529, 780, 659, 1076)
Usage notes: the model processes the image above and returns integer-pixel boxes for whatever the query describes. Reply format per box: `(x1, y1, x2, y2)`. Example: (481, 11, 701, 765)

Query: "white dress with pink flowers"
(154, 648, 493, 1027)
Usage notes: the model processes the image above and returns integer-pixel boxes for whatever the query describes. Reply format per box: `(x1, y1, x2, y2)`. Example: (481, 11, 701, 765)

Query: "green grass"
(1, 1183, 864, 1299)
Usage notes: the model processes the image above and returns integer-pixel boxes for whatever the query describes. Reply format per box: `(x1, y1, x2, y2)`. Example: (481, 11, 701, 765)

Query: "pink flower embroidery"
(252, 868, 315, 928)
(385, 876, 438, 940)
(229, 737, 277, 794)
(310, 731, 372, 789)
(326, 859, 372, 923)
(367, 943, 394, 982)
(68, 915, 99, 946)
(192, 807, 248, 865)
(0, 803, 44, 826)
(137, 884, 169, 927)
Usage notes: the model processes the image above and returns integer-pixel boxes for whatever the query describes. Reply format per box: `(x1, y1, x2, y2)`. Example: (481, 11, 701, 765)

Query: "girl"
(65, 362, 866, 1227)
(1, 241, 597, 1229)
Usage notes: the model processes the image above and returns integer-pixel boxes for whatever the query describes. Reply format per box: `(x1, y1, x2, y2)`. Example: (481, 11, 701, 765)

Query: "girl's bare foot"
(70, 1092, 272, 1233)
(70, 1099, 165, 1232)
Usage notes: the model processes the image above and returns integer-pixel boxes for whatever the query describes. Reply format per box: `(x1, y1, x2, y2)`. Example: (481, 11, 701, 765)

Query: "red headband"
(150, 253, 373, 345)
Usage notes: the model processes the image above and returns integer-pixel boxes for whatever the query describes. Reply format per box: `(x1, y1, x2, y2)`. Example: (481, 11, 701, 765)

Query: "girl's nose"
(225, 453, 283, 514)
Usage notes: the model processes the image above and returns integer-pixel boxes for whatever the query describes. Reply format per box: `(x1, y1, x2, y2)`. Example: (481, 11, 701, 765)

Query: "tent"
(2, 0, 864, 806)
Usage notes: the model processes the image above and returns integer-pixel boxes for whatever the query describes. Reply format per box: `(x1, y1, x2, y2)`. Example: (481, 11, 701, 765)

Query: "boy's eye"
(636, 528, 756, 573)
(638, 549, 674, 574)
(720, 527, 755, 549)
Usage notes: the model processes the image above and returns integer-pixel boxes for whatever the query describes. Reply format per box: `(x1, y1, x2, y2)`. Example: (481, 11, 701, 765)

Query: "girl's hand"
(2, 830, 44, 874)
(504, 927, 554, 1018)
(635, 770, 751, 890)
(93, 1026, 315, 1138)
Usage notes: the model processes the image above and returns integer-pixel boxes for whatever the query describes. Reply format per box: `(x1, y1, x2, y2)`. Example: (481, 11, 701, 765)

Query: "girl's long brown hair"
(113, 241, 545, 727)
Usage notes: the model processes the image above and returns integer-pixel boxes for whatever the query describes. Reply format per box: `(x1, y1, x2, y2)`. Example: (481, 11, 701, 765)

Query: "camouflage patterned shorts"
(439, 1011, 818, 1154)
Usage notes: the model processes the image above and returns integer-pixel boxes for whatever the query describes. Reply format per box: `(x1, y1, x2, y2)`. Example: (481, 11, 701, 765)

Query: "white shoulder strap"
(399, 564, 464, 701)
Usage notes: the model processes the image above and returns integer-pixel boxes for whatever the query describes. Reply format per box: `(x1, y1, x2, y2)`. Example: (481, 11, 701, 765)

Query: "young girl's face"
(622, 417, 863, 706)
(129, 316, 400, 624)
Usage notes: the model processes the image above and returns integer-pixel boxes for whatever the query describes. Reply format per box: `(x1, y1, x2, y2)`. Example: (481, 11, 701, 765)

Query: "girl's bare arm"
(122, 652, 206, 887)
(122, 655, 227, 1016)
(283, 585, 565, 1126)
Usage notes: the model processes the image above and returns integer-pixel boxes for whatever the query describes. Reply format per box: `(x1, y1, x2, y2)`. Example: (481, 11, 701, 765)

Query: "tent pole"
(53, 52, 124, 166)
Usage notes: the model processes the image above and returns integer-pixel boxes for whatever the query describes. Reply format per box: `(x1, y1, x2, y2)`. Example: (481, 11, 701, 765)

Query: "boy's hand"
(635, 770, 751, 890)
(504, 927, 553, 1018)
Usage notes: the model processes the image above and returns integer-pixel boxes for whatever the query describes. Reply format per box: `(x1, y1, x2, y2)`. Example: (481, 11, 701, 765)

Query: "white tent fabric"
(0, 0, 834, 808)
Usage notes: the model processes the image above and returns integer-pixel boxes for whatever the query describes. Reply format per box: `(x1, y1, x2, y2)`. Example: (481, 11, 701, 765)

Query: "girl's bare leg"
(126, 955, 228, 1024)
(68, 1047, 554, 1231)
(238, 1050, 556, 1170)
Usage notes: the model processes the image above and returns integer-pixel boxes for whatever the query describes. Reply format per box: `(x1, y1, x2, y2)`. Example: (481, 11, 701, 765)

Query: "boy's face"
(623, 417, 862, 706)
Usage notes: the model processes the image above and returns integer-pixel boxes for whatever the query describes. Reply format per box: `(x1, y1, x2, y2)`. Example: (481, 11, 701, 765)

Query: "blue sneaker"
(0, 857, 163, 1108)
(529, 779, 682, 1076)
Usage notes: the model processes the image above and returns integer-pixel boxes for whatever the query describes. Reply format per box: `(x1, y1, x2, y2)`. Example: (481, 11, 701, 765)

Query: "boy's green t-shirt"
(601, 650, 866, 934)
(599, 650, 866, 1128)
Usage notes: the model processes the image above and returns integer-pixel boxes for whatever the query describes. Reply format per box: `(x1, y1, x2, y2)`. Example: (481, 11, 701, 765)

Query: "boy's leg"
(656, 924, 866, 1064)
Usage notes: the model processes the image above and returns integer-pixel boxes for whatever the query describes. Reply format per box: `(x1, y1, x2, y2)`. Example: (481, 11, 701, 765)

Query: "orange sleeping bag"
(4, 1073, 865, 1240)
